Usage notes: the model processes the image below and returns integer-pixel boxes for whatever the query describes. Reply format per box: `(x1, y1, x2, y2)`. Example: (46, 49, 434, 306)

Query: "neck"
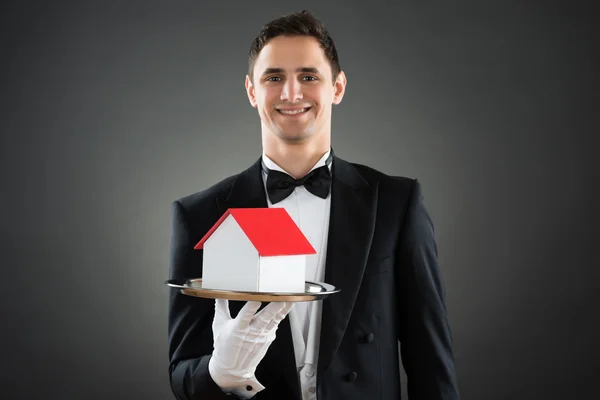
(262, 137, 330, 179)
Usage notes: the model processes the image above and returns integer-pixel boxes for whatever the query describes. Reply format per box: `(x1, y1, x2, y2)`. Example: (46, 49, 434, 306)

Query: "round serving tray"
(165, 278, 340, 302)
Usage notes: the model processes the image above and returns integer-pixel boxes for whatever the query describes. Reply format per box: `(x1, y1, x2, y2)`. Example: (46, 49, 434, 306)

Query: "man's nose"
(280, 79, 303, 102)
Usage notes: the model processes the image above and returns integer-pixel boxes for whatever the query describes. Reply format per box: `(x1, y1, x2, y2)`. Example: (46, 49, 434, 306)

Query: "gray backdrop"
(1, 1, 597, 399)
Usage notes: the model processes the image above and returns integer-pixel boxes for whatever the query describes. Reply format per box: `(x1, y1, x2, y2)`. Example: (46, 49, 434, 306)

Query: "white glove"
(208, 299, 294, 397)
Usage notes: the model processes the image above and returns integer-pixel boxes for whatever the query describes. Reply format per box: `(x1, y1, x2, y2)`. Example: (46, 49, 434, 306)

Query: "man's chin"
(274, 128, 313, 143)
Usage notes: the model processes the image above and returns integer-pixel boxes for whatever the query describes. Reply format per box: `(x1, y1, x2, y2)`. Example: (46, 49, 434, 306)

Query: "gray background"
(1, 1, 597, 399)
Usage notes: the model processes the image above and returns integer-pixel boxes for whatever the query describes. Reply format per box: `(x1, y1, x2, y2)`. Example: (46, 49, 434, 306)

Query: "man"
(168, 10, 460, 400)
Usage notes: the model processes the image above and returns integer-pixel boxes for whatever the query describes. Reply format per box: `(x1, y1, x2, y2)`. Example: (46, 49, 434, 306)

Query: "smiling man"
(168, 10, 460, 400)
(246, 33, 346, 179)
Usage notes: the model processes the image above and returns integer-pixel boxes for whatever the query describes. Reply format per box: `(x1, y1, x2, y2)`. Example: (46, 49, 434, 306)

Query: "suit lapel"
(318, 155, 379, 376)
(216, 158, 302, 400)
(216, 158, 267, 213)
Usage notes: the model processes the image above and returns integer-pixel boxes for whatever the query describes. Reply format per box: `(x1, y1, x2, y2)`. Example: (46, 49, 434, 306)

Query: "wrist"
(208, 356, 265, 398)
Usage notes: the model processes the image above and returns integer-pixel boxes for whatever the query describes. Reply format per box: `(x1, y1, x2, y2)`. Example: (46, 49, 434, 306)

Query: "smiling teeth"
(278, 108, 308, 115)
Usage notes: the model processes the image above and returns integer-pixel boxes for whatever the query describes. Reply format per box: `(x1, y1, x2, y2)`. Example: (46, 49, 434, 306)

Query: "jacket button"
(365, 333, 374, 343)
(345, 372, 358, 382)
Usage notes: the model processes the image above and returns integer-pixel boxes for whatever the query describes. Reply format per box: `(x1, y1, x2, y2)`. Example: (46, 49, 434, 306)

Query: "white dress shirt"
(260, 151, 332, 400)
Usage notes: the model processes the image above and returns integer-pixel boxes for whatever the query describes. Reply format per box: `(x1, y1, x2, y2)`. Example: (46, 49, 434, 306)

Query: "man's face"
(245, 35, 346, 144)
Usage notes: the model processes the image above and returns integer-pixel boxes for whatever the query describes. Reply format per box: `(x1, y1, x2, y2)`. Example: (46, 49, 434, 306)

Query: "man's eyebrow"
(261, 67, 322, 75)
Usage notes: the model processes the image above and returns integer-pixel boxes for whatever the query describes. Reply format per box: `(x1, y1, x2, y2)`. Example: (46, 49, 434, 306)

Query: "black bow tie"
(263, 156, 333, 204)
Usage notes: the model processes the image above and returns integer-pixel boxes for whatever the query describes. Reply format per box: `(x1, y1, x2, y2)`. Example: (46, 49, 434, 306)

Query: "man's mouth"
(276, 107, 311, 115)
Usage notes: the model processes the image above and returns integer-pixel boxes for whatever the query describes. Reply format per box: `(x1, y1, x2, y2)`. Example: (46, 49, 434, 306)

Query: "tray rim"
(165, 278, 340, 302)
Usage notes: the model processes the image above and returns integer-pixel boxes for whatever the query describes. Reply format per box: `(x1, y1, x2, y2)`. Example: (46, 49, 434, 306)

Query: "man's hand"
(208, 299, 294, 393)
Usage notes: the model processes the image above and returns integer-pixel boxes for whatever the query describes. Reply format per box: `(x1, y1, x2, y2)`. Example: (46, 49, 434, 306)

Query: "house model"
(194, 207, 316, 293)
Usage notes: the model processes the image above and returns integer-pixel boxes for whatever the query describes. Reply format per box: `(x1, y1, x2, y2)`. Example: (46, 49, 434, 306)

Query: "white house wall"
(201, 214, 259, 291)
(258, 255, 306, 293)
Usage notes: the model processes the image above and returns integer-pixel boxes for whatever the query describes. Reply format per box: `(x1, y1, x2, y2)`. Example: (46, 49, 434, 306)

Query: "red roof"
(194, 208, 317, 257)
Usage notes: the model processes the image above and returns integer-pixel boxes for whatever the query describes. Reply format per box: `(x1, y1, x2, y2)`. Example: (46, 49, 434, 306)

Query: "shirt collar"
(261, 149, 332, 177)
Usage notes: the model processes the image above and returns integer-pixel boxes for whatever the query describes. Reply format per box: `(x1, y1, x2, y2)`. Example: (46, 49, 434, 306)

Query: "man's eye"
(266, 76, 281, 82)
(303, 76, 317, 81)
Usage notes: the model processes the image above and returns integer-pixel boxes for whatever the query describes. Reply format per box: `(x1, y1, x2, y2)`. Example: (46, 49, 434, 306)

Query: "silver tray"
(165, 278, 340, 302)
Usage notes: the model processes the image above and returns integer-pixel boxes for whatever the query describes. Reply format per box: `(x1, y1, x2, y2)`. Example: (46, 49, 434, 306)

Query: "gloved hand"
(208, 299, 294, 396)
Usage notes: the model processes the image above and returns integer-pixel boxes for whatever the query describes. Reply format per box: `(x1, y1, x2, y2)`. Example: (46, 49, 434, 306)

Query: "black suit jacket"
(168, 153, 460, 399)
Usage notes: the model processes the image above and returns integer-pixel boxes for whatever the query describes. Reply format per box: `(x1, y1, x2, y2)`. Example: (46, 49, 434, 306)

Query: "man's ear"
(245, 75, 257, 108)
(332, 70, 347, 105)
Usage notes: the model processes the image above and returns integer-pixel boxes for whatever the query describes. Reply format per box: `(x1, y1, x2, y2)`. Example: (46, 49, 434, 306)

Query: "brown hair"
(248, 10, 341, 83)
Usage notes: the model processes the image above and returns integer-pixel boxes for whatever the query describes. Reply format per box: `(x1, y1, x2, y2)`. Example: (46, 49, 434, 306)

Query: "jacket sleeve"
(395, 179, 461, 399)
(167, 200, 235, 400)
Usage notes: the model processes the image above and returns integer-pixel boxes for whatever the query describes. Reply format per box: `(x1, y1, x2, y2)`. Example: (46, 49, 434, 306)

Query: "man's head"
(245, 10, 346, 148)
